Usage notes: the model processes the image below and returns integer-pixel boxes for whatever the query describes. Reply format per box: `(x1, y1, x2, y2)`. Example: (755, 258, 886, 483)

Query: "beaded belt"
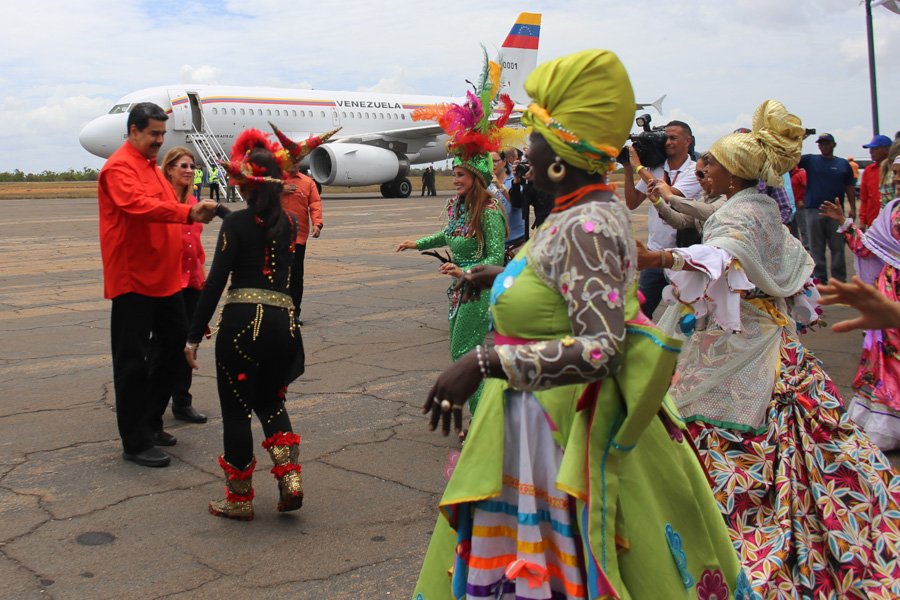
(225, 288, 293, 309)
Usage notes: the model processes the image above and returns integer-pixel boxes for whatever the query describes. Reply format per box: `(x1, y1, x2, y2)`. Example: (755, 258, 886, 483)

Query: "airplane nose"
(79, 115, 125, 158)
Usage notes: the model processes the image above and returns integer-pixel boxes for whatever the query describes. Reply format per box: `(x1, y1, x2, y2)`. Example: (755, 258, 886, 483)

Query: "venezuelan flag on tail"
(498, 12, 541, 105)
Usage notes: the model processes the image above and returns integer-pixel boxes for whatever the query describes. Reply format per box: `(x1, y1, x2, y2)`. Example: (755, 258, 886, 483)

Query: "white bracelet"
(475, 345, 489, 379)
(670, 251, 686, 271)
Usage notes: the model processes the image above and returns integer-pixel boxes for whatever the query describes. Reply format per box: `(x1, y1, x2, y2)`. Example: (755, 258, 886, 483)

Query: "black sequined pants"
(215, 303, 298, 467)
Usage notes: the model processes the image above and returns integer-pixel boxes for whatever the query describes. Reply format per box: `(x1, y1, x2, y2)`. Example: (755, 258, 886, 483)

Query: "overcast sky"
(2, 0, 899, 173)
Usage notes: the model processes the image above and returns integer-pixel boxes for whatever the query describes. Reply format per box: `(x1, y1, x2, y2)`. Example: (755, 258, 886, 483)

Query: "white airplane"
(79, 12, 544, 198)
(80, 12, 665, 198)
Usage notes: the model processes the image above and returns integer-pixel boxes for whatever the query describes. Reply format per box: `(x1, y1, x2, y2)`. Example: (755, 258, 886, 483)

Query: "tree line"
(0, 168, 100, 182)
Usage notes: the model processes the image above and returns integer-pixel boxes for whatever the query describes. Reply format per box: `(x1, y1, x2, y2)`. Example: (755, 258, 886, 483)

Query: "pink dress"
(841, 201, 900, 450)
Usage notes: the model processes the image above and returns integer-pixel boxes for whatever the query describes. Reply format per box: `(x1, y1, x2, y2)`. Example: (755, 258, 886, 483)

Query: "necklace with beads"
(551, 183, 616, 213)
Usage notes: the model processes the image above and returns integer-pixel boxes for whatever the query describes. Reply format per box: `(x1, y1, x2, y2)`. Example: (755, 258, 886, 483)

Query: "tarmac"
(0, 193, 891, 599)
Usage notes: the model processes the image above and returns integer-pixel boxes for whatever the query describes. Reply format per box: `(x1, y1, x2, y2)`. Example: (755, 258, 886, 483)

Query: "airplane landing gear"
(380, 177, 412, 199)
(393, 177, 412, 198)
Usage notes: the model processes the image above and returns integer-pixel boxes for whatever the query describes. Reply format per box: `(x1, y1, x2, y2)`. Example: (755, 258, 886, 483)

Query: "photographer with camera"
(623, 119, 701, 317)
(509, 154, 554, 237)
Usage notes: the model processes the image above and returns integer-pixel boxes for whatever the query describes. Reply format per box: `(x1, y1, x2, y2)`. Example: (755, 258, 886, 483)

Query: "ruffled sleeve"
(664, 245, 754, 332)
(666, 244, 822, 332)
(496, 202, 630, 390)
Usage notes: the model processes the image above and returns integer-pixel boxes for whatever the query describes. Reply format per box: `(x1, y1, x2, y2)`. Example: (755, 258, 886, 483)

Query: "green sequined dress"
(416, 197, 507, 412)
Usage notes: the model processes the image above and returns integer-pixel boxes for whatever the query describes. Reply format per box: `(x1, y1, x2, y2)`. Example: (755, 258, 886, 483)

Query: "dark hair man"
(98, 102, 217, 467)
(799, 133, 856, 282)
(622, 120, 702, 317)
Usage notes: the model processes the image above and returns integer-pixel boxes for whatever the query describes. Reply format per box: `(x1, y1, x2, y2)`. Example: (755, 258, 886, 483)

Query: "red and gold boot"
(262, 432, 303, 512)
(208, 456, 256, 521)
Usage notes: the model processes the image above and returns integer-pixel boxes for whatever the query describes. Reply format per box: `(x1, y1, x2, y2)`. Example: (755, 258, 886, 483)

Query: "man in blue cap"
(799, 133, 856, 282)
(859, 134, 894, 228)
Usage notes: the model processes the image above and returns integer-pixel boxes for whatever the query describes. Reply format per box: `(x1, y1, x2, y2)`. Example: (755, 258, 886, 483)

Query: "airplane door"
(187, 92, 204, 132)
(168, 90, 192, 131)
(331, 108, 340, 127)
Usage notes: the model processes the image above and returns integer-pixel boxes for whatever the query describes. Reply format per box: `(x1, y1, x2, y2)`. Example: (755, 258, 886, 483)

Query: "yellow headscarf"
(522, 49, 635, 175)
(709, 100, 805, 187)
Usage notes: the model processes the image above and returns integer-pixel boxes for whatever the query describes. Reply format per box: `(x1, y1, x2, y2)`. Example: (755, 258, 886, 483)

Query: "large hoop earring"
(547, 156, 566, 182)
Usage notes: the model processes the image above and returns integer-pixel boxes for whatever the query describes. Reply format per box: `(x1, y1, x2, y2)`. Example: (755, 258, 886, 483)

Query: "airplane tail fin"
(651, 94, 666, 115)
(497, 12, 541, 106)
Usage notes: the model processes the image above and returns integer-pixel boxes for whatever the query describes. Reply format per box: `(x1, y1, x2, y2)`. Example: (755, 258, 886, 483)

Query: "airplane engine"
(308, 143, 403, 187)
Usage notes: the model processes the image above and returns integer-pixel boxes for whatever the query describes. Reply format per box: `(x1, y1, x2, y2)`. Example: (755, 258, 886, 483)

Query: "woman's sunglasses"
(174, 162, 196, 170)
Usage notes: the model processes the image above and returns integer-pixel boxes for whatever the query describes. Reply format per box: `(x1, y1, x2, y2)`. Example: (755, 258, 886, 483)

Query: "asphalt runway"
(0, 193, 887, 599)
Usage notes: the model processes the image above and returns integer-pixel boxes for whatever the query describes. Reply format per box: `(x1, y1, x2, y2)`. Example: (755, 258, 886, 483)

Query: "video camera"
(514, 159, 530, 178)
(617, 113, 668, 169)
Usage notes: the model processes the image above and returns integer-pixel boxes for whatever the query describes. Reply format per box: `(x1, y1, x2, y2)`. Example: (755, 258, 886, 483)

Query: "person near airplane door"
(98, 102, 217, 469)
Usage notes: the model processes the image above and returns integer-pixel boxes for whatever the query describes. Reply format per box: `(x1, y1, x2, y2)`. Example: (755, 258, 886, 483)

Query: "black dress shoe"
(172, 406, 208, 424)
(152, 430, 178, 446)
(122, 447, 171, 468)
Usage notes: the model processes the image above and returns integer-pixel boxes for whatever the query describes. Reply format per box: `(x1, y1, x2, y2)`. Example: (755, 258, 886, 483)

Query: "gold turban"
(522, 49, 635, 175)
(709, 100, 805, 187)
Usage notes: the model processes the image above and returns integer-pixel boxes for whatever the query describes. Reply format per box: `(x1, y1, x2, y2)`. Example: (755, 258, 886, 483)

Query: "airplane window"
(240, 108, 245, 115)
(378, 113, 383, 119)
(357, 112, 362, 119)
(231, 108, 236, 115)
(342, 111, 346, 118)
(365, 112, 370, 119)
(211, 108, 217, 115)
(320, 111, 326, 118)
(292, 110, 297, 117)
(275, 110, 280, 116)
(108, 104, 131, 114)
(401, 114, 406, 120)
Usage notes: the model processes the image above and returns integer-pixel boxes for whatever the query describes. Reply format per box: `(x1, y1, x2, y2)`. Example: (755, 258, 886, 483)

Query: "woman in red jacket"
(152, 147, 210, 429)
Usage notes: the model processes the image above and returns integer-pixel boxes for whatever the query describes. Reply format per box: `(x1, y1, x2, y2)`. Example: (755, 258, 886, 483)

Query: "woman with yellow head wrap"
(413, 49, 746, 600)
(637, 100, 900, 597)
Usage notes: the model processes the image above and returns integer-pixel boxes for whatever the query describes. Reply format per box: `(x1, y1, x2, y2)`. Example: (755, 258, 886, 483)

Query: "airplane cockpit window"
(108, 104, 131, 114)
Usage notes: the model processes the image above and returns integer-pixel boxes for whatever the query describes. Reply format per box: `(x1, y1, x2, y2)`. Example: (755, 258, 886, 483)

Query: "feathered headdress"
(412, 48, 519, 185)
(221, 124, 341, 187)
(221, 128, 284, 186)
(269, 122, 341, 173)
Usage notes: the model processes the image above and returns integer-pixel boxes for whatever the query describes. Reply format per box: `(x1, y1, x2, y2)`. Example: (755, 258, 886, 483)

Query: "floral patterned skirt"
(687, 331, 900, 599)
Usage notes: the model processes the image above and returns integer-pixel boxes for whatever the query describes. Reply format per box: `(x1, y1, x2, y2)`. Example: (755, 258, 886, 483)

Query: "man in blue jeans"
(799, 133, 856, 282)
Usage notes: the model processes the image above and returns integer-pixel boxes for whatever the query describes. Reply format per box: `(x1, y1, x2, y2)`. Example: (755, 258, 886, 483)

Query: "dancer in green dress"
(398, 54, 513, 414)
(397, 166, 506, 414)
(412, 50, 748, 600)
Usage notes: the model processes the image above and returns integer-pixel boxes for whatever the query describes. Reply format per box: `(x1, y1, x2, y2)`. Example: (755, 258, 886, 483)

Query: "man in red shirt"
(281, 165, 323, 325)
(98, 102, 217, 467)
(859, 135, 893, 229)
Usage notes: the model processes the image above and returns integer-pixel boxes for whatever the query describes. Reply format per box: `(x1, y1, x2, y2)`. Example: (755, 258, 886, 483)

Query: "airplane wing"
(326, 113, 524, 145)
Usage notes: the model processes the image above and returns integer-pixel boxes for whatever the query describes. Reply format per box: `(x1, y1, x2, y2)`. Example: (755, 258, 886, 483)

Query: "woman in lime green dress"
(412, 50, 748, 600)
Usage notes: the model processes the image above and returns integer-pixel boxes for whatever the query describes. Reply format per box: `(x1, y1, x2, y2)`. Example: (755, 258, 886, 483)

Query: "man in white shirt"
(622, 120, 702, 317)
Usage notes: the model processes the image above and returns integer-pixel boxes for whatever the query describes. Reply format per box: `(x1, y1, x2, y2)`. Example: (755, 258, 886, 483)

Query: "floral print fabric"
(687, 330, 900, 599)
